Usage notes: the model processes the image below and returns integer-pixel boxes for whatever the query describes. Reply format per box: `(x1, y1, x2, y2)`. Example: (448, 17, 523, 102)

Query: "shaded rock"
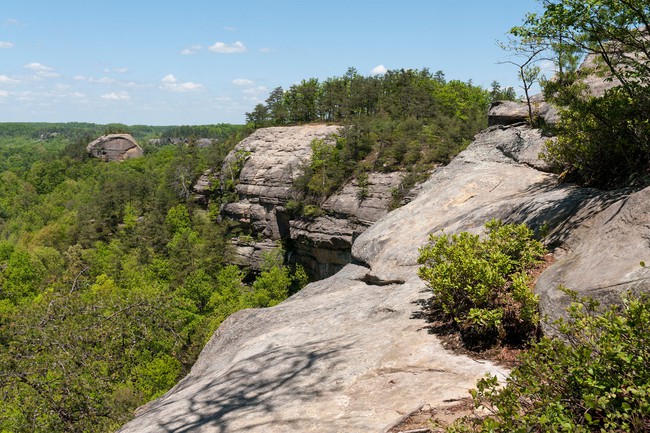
(86, 134, 143, 162)
(230, 238, 279, 271)
(322, 172, 404, 225)
(536, 186, 650, 332)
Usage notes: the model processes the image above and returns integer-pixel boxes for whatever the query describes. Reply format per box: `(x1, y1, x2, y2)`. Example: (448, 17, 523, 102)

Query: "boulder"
(86, 134, 143, 162)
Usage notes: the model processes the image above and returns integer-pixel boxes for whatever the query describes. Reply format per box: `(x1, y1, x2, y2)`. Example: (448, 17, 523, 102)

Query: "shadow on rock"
(146, 339, 351, 433)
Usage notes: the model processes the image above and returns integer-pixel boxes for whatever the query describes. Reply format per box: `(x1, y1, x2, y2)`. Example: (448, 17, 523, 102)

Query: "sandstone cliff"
(121, 104, 650, 433)
(195, 124, 406, 279)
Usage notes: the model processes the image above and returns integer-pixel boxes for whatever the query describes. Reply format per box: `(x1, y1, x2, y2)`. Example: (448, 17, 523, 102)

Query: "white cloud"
(209, 41, 246, 54)
(232, 78, 254, 86)
(104, 67, 129, 73)
(24, 62, 54, 71)
(101, 91, 131, 101)
(224, 26, 236, 32)
(371, 64, 388, 75)
(181, 44, 203, 55)
(23, 62, 59, 79)
(243, 85, 268, 95)
(0, 41, 14, 49)
(160, 74, 203, 92)
(0, 90, 8, 97)
(89, 76, 116, 84)
(0, 74, 20, 84)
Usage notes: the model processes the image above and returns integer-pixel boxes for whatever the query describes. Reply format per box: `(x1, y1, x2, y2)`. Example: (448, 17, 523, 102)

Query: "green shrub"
(541, 86, 650, 188)
(451, 290, 650, 432)
(417, 220, 546, 348)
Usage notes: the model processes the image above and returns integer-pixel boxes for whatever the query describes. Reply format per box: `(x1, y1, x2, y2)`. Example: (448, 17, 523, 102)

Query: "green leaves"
(418, 220, 546, 349)
(453, 292, 650, 432)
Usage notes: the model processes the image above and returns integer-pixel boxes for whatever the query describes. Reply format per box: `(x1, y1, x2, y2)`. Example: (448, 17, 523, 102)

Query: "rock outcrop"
(86, 134, 143, 162)
(203, 125, 408, 279)
(120, 117, 650, 433)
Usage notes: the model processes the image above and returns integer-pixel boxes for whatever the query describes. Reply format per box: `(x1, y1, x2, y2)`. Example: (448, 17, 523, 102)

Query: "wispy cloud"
(3, 19, 19, 26)
(104, 67, 129, 73)
(0, 90, 8, 97)
(242, 86, 268, 95)
(224, 26, 236, 32)
(0, 41, 14, 49)
(160, 74, 203, 92)
(101, 91, 131, 101)
(0, 74, 20, 84)
(24, 62, 54, 71)
(180, 44, 203, 55)
(371, 64, 387, 75)
(259, 47, 274, 53)
(24, 62, 60, 79)
(232, 78, 254, 86)
(209, 41, 246, 54)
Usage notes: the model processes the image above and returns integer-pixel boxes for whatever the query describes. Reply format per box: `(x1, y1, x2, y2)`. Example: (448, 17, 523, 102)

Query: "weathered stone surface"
(119, 265, 503, 433)
(230, 238, 279, 271)
(224, 125, 340, 205)
(322, 172, 404, 225)
(487, 98, 559, 127)
(218, 126, 410, 280)
(536, 185, 650, 331)
(86, 134, 143, 162)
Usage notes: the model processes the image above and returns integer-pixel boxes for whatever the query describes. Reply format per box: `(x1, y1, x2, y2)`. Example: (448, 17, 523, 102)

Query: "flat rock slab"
(119, 265, 502, 433)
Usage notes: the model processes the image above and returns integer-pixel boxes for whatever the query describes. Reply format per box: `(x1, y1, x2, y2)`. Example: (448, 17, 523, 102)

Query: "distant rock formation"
(87, 134, 143, 162)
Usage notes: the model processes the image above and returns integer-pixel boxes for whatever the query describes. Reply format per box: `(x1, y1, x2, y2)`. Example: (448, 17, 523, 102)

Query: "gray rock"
(536, 186, 650, 331)
(487, 98, 559, 127)
(86, 134, 143, 162)
(322, 172, 404, 225)
(223, 125, 341, 205)
(119, 265, 503, 433)
(230, 238, 279, 271)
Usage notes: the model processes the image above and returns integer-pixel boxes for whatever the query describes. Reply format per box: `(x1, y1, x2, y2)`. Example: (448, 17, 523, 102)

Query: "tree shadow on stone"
(147, 339, 351, 433)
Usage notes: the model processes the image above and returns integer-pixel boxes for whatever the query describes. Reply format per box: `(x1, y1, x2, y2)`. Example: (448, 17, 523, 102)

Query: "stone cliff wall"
(195, 124, 407, 280)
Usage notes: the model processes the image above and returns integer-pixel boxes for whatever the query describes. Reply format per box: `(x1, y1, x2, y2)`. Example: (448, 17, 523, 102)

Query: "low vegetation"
(447, 291, 650, 432)
(417, 220, 546, 350)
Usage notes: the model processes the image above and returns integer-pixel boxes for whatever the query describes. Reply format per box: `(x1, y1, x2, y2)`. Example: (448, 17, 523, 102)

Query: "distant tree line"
(245, 67, 512, 128)
(244, 68, 504, 209)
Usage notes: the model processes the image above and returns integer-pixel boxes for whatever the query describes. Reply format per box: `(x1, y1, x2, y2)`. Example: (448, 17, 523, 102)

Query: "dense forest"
(0, 122, 312, 432)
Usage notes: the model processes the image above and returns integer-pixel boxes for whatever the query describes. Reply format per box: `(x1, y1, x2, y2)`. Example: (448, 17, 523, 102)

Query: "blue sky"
(0, 1, 542, 125)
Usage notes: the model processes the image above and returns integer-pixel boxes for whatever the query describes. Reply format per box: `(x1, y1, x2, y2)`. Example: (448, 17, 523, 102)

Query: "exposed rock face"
(120, 117, 650, 433)
(86, 134, 143, 162)
(488, 97, 559, 127)
(211, 125, 407, 279)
